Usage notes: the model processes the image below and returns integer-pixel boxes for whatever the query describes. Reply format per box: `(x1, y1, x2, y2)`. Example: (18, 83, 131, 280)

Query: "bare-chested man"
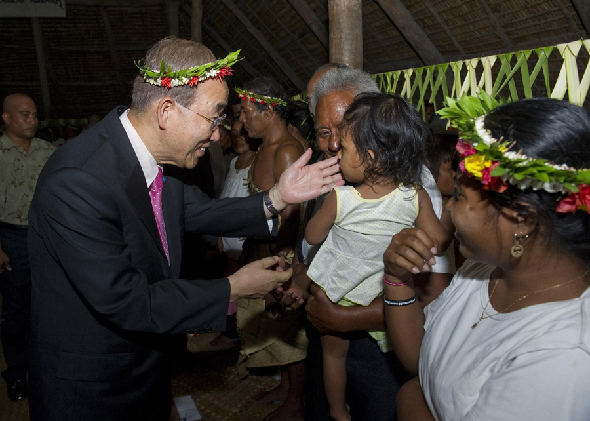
(236, 76, 306, 421)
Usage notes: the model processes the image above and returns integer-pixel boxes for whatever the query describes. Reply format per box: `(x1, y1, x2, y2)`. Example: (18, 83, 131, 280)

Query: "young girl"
(303, 93, 452, 421)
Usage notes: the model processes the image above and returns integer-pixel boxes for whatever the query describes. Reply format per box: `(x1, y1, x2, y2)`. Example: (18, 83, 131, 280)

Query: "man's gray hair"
(310, 68, 379, 115)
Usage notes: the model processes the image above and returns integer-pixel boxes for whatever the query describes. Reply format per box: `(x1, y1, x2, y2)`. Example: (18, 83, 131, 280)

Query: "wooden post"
(168, 0, 180, 37)
(191, 0, 203, 43)
(101, 7, 124, 92)
(31, 17, 51, 117)
(328, 0, 363, 70)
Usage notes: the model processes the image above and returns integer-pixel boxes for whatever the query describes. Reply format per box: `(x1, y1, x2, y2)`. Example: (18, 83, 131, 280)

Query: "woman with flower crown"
(381, 96, 590, 421)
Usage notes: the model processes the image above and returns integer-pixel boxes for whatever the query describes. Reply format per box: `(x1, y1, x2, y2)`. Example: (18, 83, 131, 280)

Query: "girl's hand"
(383, 228, 438, 281)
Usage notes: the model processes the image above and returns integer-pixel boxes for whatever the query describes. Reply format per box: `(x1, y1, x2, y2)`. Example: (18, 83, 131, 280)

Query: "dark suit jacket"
(27, 107, 273, 421)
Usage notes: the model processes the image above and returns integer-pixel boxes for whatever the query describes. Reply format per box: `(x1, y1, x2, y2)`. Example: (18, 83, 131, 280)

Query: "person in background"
(384, 97, 590, 421)
(286, 100, 314, 148)
(208, 119, 260, 351)
(0, 93, 55, 402)
(236, 76, 307, 421)
(413, 134, 459, 306)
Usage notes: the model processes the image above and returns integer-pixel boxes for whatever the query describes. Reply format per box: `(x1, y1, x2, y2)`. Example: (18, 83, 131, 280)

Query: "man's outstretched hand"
(269, 149, 343, 211)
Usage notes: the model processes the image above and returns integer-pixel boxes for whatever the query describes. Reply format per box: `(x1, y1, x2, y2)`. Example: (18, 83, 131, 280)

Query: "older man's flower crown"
(437, 93, 590, 213)
(135, 50, 241, 89)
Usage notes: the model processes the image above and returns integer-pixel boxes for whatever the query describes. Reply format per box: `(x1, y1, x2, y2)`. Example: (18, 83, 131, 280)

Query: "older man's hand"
(269, 148, 343, 210)
(228, 256, 292, 302)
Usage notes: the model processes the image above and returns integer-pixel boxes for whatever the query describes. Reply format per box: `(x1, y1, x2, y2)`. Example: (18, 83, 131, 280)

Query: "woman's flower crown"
(235, 87, 287, 107)
(135, 50, 242, 89)
(437, 93, 590, 213)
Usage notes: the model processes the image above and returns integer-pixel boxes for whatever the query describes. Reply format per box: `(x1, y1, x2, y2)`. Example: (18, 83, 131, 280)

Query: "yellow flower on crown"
(463, 155, 493, 179)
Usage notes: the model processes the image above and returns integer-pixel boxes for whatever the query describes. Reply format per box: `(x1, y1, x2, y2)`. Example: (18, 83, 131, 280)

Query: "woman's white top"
(220, 156, 251, 260)
(420, 259, 590, 421)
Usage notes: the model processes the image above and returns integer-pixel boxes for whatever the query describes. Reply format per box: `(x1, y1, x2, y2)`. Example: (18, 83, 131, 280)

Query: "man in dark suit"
(26, 37, 343, 421)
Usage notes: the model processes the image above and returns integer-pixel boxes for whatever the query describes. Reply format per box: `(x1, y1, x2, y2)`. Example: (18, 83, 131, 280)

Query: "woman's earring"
(511, 233, 528, 258)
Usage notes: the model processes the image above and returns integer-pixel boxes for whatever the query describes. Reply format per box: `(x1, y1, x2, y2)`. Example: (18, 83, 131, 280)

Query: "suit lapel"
(125, 164, 167, 262)
(103, 107, 170, 270)
(162, 177, 181, 277)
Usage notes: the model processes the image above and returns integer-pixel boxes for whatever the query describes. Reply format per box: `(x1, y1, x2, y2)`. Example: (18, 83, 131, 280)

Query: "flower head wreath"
(437, 92, 590, 213)
(235, 87, 287, 107)
(135, 50, 242, 89)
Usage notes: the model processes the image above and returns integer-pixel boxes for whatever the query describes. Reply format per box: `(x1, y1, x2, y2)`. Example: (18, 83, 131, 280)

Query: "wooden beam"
(329, 0, 363, 70)
(67, 0, 164, 6)
(571, 0, 590, 35)
(168, 0, 180, 37)
(422, 0, 464, 56)
(191, 0, 203, 43)
(179, 2, 259, 78)
(100, 7, 124, 92)
(201, 22, 260, 78)
(221, 0, 305, 91)
(31, 17, 51, 117)
(476, 0, 513, 48)
(375, 0, 445, 66)
(287, 0, 329, 48)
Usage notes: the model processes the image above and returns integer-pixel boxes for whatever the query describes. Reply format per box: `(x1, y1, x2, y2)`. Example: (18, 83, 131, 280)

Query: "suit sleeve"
(33, 167, 230, 335)
(182, 183, 273, 237)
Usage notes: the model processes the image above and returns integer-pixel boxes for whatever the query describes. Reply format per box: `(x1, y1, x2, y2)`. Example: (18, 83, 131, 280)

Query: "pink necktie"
(150, 167, 170, 264)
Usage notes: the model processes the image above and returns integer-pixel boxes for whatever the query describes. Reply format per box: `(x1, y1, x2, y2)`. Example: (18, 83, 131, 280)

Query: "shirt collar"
(0, 133, 40, 153)
(119, 109, 159, 188)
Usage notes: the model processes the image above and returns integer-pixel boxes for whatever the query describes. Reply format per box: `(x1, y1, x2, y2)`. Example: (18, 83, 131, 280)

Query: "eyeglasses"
(178, 103, 226, 132)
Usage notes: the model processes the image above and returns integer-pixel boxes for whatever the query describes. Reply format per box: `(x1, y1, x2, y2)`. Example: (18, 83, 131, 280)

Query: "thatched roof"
(1, 0, 588, 120)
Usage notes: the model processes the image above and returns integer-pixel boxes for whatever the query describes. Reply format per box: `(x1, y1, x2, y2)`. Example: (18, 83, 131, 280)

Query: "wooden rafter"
(287, 0, 329, 48)
(221, 0, 305, 91)
(100, 7, 124, 91)
(31, 17, 51, 116)
(374, 0, 445, 66)
(180, 2, 259, 78)
(202, 22, 260, 78)
(422, 0, 464, 56)
(476, 0, 513, 48)
(67, 0, 164, 6)
(571, 0, 590, 35)
(191, 0, 203, 43)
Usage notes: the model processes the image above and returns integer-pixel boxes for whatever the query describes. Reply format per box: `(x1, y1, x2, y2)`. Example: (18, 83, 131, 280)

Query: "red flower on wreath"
(272, 102, 277, 106)
(160, 77, 172, 89)
(456, 139, 476, 157)
(557, 185, 590, 213)
(260, 100, 266, 105)
(188, 75, 199, 87)
(250, 97, 256, 102)
(216, 66, 233, 80)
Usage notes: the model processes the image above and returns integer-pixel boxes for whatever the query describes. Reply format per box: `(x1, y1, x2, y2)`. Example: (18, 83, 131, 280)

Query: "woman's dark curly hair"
(341, 92, 430, 187)
(481, 98, 590, 263)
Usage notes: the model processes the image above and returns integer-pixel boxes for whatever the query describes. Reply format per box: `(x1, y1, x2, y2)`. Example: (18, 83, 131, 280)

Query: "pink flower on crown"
(557, 185, 590, 213)
(456, 139, 476, 157)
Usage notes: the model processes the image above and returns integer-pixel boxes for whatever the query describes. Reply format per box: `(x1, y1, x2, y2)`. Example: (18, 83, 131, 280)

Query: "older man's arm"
(306, 284, 385, 332)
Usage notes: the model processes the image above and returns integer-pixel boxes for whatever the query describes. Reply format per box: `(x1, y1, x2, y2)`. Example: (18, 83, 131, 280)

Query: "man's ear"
(2, 113, 10, 125)
(156, 97, 176, 130)
(263, 105, 274, 120)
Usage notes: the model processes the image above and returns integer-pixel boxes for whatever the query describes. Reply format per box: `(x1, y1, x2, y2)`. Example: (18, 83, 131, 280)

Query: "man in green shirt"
(0, 93, 55, 401)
